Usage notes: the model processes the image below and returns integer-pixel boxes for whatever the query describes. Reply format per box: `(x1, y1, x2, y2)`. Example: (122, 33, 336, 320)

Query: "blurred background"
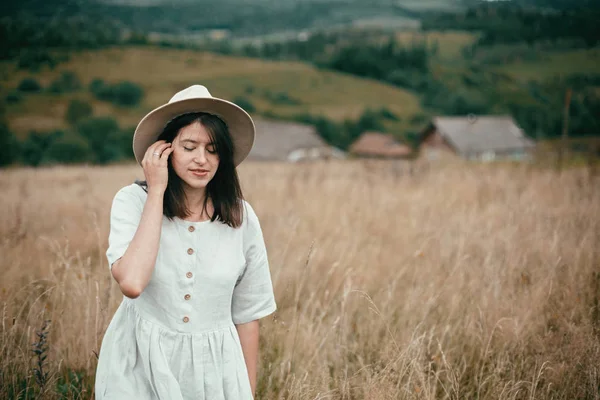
(0, 0, 598, 166)
(1, 1, 600, 399)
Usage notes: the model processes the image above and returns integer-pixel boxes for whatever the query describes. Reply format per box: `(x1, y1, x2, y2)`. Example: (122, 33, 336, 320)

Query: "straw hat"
(132, 85, 255, 166)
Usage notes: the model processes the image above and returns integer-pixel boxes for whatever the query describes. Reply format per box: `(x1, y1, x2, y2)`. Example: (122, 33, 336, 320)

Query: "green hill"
(1, 46, 423, 138)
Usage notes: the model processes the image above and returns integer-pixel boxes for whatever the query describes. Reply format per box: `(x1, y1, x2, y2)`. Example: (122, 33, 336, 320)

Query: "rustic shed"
(349, 131, 413, 159)
(420, 116, 536, 161)
(248, 119, 343, 162)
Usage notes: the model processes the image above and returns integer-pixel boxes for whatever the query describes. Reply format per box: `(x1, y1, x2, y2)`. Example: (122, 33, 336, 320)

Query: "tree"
(48, 71, 82, 94)
(118, 126, 136, 160)
(0, 122, 20, 167)
(233, 96, 256, 113)
(65, 99, 93, 125)
(20, 131, 61, 166)
(89, 78, 105, 95)
(111, 81, 144, 107)
(89, 80, 144, 107)
(77, 117, 123, 164)
(18, 78, 42, 92)
(5, 91, 22, 104)
(45, 134, 91, 164)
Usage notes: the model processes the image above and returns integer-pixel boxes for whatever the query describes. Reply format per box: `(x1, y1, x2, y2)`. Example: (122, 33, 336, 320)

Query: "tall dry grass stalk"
(0, 160, 598, 399)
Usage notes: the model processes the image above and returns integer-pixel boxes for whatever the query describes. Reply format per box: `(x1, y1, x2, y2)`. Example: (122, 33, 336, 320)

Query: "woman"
(95, 85, 277, 399)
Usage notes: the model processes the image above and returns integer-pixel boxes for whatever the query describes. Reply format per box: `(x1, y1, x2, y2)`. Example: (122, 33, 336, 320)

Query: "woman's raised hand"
(141, 140, 174, 194)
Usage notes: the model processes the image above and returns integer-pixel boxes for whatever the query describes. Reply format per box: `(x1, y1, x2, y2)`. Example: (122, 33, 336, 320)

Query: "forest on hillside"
(1, 0, 599, 167)
(200, 2, 599, 143)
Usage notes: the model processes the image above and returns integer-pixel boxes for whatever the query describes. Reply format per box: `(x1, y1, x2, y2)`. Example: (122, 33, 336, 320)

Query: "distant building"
(420, 116, 536, 161)
(248, 119, 343, 162)
(349, 131, 413, 159)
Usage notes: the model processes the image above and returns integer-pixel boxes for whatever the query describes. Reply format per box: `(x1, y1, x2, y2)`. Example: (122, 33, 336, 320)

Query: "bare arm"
(236, 320, 260, 397)
(111, 188, 164, 298)
(111, 140, 173, 298)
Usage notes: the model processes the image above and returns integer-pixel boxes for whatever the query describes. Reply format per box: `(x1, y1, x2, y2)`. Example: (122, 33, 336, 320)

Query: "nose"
(193, 148, 207, 165)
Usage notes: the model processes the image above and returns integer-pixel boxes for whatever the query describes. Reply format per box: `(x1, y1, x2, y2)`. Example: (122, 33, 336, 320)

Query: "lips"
(190, 169, 209, 177)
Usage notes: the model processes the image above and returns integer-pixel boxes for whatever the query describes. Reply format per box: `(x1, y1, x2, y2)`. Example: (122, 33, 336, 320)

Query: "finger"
(151, 143, 172, 161)
(155, 142, 172, 154)
(143, 141, 164, 162)
(160, 147, 174, 163)
(148, 140, 165, 152)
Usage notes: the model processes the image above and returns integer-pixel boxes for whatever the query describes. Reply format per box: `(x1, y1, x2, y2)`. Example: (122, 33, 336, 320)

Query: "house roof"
(248, 118, 329, 161)
(428, 116, 535, 154)
(349, 132, 412, 158)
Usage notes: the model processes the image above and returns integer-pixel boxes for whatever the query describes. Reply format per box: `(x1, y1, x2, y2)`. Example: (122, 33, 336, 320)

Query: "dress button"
(187, 248, 194, 255)
(188, 226, 195, 232)
(184, 294, 191, 300)
(183, 316, 189, 323)
(186, 272, 193, 278)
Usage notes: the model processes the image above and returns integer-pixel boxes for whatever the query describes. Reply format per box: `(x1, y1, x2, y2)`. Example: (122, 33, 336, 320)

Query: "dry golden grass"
(1, 160, 599, 399)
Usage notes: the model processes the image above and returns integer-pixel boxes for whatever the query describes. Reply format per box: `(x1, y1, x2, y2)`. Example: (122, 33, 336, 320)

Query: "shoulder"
(241, 199, 262, 231)
(111, 183, 147, 211)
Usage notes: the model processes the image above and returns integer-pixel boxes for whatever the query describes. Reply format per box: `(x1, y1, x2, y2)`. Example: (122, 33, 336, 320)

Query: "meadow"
(1, 160, 598, 399)
(0, 47, 421, 137)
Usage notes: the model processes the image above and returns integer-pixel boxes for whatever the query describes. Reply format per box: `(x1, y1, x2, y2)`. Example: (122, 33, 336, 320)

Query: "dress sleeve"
(231, 202, 277, 325)
(106, 184, 145, 269)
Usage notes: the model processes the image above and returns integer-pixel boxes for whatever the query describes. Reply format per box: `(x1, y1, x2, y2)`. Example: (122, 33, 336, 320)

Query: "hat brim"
(133, 97, 255, 167)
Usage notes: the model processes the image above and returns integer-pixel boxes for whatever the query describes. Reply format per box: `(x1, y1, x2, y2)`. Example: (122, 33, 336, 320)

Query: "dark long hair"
(137, 112, 244, 228)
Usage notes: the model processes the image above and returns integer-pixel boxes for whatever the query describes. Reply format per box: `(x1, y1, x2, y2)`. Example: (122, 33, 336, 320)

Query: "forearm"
(236, 320, 260, 396)
(112, 189, 164, 297)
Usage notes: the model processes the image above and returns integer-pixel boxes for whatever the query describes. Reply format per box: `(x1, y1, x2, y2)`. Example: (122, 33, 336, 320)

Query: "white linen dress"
(95, 183, 277, 399)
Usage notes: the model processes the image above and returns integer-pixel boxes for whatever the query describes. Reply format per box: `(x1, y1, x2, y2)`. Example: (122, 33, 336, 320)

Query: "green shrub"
(89, 78, 105, 95)
(20, 131, 61, 166)
(77, 117, 123, 163)
(404, 130, 421, 148)
(0, 122, 20, 167)
(263, 90, 302, 106)
(423, 85, 491, 116)
(65, 99, 93, 125)
(18, 78, 42, 93)
(356, 108, 385, 133)
(386, 69, 433, 92)
(48, 71, 82, 94)
(90, 80, 113, 101)
(378, 107, 399, 121)
(290, 111, 382, 150)
(89, 80, 144, 107)
(44, 134, 91, 164)
(125, 32, 149, 45)
(233, 96, 256, 113)
(6, 91, 22, 104)
(17, 50, 57, 71)
(111, 81, 144, 107)
(410, 113, 429, 125)
(313, 117, 340, 146)
(118, 126, 136, 160)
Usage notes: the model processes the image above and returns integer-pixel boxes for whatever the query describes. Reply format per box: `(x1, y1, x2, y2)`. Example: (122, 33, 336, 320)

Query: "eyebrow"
(181, 139, 199, 144)
(180, 139, 215, 145)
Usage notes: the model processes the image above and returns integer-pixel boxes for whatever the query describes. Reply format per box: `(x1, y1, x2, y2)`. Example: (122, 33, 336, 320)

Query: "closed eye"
(184, 147, 195, 151)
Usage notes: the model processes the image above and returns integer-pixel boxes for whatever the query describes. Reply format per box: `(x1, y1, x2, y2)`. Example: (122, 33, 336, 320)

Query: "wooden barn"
(248, 119, 344, 162)
(420, 116, 536, 162)
(349, 131, 413, 159)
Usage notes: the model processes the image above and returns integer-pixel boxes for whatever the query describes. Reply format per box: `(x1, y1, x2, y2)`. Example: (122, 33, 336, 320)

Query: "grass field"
(492, 47, 600, 82)
(0, 46, 422, 138)
(396, 31, 478, 61)
(1, 160, 599, 399)
(400, 0, 465, 12)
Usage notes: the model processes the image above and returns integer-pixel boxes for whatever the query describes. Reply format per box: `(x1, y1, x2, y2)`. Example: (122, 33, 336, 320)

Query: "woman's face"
(170, 121, 220, 191)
